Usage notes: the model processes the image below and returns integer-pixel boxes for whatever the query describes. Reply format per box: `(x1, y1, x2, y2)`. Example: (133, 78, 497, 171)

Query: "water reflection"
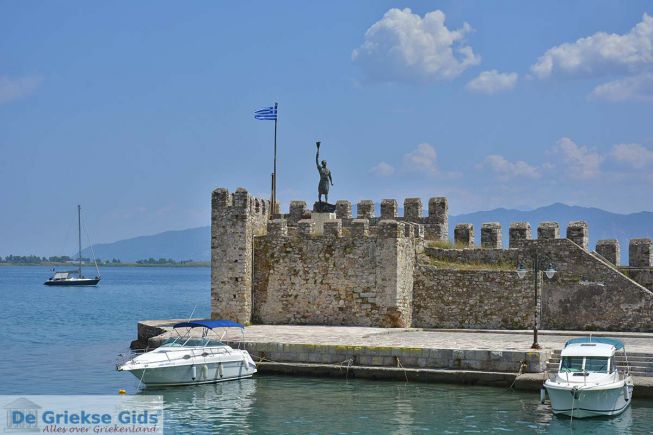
(138, 376, 653, 434)
(142, 379, 257, 434)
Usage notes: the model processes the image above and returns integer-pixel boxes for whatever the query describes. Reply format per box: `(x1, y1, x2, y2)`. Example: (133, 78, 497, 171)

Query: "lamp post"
(517, 252, 556, 349)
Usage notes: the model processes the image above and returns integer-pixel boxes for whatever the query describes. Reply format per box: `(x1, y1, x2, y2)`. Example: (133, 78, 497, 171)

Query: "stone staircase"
(546, 350, 653, 377)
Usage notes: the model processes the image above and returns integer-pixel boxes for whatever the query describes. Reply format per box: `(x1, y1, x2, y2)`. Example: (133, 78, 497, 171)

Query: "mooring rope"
(508, 360, 529, 390)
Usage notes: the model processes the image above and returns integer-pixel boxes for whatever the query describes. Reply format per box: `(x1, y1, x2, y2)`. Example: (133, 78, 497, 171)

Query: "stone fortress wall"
(211, 187, 653, 332)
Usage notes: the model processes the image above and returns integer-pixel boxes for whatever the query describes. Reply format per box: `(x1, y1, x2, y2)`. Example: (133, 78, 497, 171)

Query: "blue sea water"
(0, 266, 651, 434)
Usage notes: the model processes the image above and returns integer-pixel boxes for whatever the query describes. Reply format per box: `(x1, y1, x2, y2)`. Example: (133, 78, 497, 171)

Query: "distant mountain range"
(81, 227, 210, 263)
(82, 203, 652, 264)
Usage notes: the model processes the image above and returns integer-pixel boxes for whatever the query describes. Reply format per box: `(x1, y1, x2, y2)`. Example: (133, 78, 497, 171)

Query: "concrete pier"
(133, 322, 653, 397)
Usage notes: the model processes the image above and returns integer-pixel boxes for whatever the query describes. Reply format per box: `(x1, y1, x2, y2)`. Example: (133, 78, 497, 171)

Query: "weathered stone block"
(404, 198, 423, 222)
(298, 219, 315, 236)
(404, 223, 415, 238)
(630, 238, 652, 267)
(323, 220, 342, 238)
(351, 219, 369, 237)
(267, 219, 288, 237)
(289, 201, 308, 224)
(357, 200, 375, 219)
(567, 221, 589, 250)
(233, 187, 250, 209)
(454, 223, 474, 247)
(335, 200, 352, 219)
(537, 222, 560, 240)
(378, 220, 403, 238)
(509, 222, 531, 248)
(596, 239, 620, 266)
(381, 199, 398, 219)
(481, 222, 502, 249)
(212, 188, 231, 208)
(428, 197, 448, 224)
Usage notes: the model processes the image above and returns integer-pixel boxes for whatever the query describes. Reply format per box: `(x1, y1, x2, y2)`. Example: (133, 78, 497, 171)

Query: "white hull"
(545, 379, 633, 418)
(127, 359, 256, 386)
(119, 345, 257, 387)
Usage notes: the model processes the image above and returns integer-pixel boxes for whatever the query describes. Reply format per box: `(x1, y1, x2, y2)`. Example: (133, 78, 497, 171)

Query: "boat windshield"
(585, 357, 609, 373)
(560, 356, 584, 373)
(560, 356, 610, 373)
(161, 337, 224, 347)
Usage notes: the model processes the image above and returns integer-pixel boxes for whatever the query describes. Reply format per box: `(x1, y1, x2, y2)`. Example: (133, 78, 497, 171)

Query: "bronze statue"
(316, 141, 333, 203)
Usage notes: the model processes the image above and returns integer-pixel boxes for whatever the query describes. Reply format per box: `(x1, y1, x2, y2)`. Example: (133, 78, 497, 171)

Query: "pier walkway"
(135, 321, 653, 397)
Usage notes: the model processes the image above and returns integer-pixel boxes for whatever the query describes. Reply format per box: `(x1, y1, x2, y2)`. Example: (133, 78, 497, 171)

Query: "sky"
(1, 1, 652, 256)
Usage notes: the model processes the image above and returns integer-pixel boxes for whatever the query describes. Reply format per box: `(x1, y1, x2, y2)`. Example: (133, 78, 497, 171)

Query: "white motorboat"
(118, 319, 257, 387)
(544, 337, 634, 418)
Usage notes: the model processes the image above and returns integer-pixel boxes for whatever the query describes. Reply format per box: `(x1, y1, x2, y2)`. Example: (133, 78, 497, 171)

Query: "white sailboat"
(44, 205, 101, 286)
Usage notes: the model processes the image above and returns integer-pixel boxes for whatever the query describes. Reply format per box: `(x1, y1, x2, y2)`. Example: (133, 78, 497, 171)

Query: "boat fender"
(191, 365, 197, 381)
(201, 364, 208, 379)
(540, 388, 546, 404)
(218, 363, 224, 378)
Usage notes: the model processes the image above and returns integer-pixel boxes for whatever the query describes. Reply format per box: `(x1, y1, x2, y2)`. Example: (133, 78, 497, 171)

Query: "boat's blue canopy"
(564, 337, 624, 350)
(173, 319, 244, 329)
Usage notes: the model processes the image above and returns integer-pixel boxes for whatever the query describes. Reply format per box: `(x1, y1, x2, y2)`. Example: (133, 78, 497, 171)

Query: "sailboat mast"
(78, 204, 82, 276)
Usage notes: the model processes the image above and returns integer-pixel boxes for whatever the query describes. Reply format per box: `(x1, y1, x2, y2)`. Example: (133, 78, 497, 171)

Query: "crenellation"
(596, 239, 620, 265)
(509, 222, 531, 248)
(298, 219, 316, 236)
(378, 220, 404, 238)
(537, 222, 559, 240)
(428, 197, 447, 223)
(289, 201, 308, 224)
(357, 200, 375, 219)
(630, 238, 652, 267)
(566, 221, 589, 250)
(381, 199, 398, 220)
(233, 187, 250, 209)
(481, 222, 501, 249)
(323, 220, 342, 238)
(403, 198, 423, 222)
(424, 197, 448, 241)
(213, 186, 653, 332)
(336, 200, 352, 219)
(212, 187, 232, 208)
(404, 223, 414, 238)
(351, 219, 369, 237)
(454, 223, 474, 247)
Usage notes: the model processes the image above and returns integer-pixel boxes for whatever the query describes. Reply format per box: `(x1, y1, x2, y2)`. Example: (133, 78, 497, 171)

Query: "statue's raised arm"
(315, 141, 321, 171)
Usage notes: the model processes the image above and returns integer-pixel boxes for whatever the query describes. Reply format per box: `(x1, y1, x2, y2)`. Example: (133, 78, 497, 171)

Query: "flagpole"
(272, 102, 278, 216)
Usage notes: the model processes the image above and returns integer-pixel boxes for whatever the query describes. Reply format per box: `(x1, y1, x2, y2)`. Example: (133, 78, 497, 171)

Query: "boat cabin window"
(560, 356, 610, 374)
(162, 337, 224, 347)
(585, 357, 609, 373)
(560, 356, 584, 373)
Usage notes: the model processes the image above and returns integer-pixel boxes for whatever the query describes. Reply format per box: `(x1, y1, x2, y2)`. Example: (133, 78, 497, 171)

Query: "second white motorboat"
(118, 319, 257, 387)
(544, 337, 634, 418)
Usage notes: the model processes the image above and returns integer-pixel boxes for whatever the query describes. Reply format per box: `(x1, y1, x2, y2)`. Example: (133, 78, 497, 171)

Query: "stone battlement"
(265, 218, 424, 240)
(283, 197, 447, 241)
(211, 186, 653, 331)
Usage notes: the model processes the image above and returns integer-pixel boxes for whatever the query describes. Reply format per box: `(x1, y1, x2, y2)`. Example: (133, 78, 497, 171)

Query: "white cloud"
(552, 137, 604, 179)
(611, 143, 653, 168)
(402, 143, 438, 174)
(0, 75, 42, 104)
(466, 70, 518, 94)
(481, 154, 541, 180)
(531, 14, 653, 79)
(369, 161, 395, 177)
(590, 73, 653, 101)
(352, 8, 480, 83)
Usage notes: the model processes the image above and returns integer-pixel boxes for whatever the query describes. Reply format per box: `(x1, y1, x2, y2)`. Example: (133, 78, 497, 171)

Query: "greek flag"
(254, 104, 277, 121)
